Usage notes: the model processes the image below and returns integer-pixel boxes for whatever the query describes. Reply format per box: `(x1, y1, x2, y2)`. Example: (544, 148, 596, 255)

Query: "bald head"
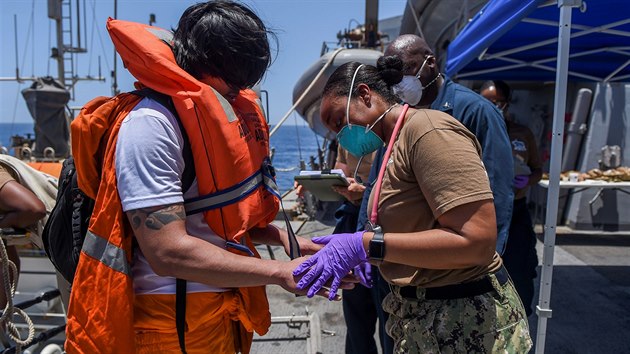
(480, 80, 511, 114)
(384, 34, 434, 72)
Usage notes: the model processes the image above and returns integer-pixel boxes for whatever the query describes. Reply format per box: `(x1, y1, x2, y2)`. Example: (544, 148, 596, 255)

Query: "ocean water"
(0, 122, 322, 193)
(270, 125, 323, 193)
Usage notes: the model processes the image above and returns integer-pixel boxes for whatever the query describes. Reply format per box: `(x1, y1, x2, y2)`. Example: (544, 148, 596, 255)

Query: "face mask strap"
(415, 55, 433, 78)
(423, 72, 442, 90)
(346, 64, 365, 127)
(353, 154, 365, 184)
(415, 55, 441, 91)
(365, 103, 398, 133)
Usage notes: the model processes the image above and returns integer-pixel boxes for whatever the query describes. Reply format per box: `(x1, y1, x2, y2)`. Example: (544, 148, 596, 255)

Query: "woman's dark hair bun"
(376, 55, 404, 87)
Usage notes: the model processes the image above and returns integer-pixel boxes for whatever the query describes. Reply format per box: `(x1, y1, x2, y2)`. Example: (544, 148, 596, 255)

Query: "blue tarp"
(445, 0, 630, 82)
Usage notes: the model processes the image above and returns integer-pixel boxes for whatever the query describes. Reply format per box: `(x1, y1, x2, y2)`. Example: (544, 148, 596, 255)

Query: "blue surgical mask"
(337, 64, 397, 157)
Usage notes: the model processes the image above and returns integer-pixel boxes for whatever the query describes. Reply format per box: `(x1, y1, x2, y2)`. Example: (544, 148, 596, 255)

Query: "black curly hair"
(322, 55, 406, 104)
(172, 1, 277, 88)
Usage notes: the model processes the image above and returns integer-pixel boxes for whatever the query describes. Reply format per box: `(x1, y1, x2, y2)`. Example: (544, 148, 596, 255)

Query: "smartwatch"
(368, 225, 385, 264)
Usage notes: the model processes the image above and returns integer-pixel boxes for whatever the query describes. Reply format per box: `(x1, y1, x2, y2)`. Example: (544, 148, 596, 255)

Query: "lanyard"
(369, 104, 409, 225)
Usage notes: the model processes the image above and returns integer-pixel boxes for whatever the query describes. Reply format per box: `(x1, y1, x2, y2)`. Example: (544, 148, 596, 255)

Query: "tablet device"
(294, 174, 349, 202)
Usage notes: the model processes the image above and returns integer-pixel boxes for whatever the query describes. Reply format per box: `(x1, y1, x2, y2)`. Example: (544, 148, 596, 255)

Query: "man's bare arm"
(126, 204, 342, 297)
(0, 180, 46, 228)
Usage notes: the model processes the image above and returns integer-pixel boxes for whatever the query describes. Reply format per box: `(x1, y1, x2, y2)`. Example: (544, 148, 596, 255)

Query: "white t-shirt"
(115, 97, 226, 295)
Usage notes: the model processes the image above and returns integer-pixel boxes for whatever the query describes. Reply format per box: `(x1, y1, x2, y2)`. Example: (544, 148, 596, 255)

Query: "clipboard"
(294, 174, 349, 201)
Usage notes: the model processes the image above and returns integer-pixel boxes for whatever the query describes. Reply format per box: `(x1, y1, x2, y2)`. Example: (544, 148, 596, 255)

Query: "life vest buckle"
(261, 157, 276, 178)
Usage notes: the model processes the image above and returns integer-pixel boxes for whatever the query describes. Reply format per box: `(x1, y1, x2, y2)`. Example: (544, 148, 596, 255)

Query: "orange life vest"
(65, 18, 279, 353)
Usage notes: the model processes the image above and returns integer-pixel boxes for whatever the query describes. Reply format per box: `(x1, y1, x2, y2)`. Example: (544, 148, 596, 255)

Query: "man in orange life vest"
(64, 2, 355, 353)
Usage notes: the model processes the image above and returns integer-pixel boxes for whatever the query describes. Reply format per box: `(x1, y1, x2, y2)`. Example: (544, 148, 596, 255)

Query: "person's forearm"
(362, 228, 495, 269)
(146, 232, 289, 288)
(0, 182, 46, 227)
(0, 211, 41, 229)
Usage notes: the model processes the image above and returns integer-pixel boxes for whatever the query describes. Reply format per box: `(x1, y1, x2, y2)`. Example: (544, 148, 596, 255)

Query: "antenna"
(13, 15, 20, 82)
(76, 0, 82, 49)
(112, 0, 119, 95)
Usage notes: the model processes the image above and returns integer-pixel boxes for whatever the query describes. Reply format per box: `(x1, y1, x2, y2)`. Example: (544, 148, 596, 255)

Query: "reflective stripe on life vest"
(82, 230, 131, 276)
(184, 163, 281, 215)
(262, 173, 281, 199)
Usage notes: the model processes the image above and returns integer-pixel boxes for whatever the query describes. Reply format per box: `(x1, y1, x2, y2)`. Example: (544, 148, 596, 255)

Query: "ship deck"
(250, 191, 630, 353)
(4, 193, 629, 353)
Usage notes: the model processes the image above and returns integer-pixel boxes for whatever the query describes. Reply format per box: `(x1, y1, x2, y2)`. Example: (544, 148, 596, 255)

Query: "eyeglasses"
(413, 55, 434, 78)
(486, 98, 508, 111)
(494, 101, 509, 110)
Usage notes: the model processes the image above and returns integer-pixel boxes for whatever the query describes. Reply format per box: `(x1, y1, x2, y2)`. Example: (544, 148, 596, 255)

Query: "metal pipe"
(266, 313, 322, 354)
(269, 47, 345, 137)
(484, 18, 630, 60)
(53, 0, 65, 86)
(76, 0, 81, 49)
(535, 2, 578, 353)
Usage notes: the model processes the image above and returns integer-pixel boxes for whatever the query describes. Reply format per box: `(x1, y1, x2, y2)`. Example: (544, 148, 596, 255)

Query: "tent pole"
(535, 1, 581, 353)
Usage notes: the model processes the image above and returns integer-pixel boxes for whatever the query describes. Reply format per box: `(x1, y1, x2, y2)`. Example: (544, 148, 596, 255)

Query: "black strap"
(282, 206, 301, 260)
(132, 88, 192, 354)
(175, 278, 187, 354)
(399, 266, 509, 300)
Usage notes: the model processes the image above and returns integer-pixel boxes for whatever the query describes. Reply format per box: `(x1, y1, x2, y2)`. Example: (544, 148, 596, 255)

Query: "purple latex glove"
(513, 175, 530, 189)
(353, 262, 373, 288)
(311, 234, 373, 288)
(293, 231, 367, 300)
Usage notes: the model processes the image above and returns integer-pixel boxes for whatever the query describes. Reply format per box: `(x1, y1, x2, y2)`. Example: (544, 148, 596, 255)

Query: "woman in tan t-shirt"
(293, 58, 531, 353)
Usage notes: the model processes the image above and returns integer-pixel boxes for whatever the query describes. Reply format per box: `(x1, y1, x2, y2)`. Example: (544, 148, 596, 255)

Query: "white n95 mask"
(392, 55, 439, 106)
(393, 75, 423, 106)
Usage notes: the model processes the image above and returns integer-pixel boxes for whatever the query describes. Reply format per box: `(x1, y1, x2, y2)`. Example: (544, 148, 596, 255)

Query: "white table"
(538, 180, 630, 189)
(535, 180, 630, 224)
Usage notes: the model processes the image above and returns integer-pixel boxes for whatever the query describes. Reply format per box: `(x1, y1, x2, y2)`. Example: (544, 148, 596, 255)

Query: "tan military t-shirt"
(1, 165, 18, 219)
(368, 109, 502, 288)
(0, 165, 17, 191)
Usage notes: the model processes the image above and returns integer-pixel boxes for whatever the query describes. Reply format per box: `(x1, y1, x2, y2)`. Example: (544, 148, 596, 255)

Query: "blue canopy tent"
(445, 1, 630, 353)
(446, 0, 630, 82)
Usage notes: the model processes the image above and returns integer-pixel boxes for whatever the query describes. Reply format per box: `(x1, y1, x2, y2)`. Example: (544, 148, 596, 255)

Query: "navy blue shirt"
(359, 78, 513, 255)
(357, 148, 384, 233)
(430, 77, 513, 254)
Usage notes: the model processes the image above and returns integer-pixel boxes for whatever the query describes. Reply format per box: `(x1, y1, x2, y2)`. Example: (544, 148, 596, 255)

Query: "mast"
(48, 0, 66, 86)
(364, 0, 379, 48)
(47, 0, 104, 97)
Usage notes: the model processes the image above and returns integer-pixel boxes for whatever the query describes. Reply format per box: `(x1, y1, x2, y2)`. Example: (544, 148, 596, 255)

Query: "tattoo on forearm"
(131, 214, 142, 230)
(128, 205, 185, 231)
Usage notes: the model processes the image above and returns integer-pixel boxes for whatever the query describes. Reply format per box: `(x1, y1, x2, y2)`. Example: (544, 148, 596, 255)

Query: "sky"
(0, 0, 406, 127)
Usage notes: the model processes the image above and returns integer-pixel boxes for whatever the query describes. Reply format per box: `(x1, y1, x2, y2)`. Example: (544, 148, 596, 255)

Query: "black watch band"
(368, 226, 385, 264)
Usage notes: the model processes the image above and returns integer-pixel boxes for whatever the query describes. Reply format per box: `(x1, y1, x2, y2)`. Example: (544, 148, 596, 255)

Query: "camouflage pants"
(383, 273, 532, 354)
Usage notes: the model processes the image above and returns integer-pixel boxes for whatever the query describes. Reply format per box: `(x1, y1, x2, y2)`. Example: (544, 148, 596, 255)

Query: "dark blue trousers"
(339, 147, 393, 354)
(342, 271, 393, 354)
(502, 198, 539, 316)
